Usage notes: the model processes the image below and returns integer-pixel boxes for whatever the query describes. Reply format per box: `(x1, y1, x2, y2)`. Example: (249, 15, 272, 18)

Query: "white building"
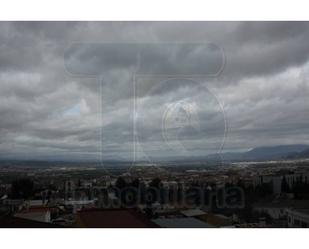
(15, 207, 51, 223)
(254, 173, 309, 195)
(287, 208, 309, 228)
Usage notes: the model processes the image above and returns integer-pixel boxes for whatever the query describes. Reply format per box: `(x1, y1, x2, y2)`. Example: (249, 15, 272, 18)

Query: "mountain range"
(208, 144, 309, 162)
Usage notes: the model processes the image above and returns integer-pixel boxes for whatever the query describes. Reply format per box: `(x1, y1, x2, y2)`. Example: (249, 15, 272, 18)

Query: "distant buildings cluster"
(1, 161, 309, 227)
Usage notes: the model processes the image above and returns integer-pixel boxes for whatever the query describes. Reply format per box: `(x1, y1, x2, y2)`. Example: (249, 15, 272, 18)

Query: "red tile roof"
(76, 209, 158, 228)
(18, 206, 50, 213)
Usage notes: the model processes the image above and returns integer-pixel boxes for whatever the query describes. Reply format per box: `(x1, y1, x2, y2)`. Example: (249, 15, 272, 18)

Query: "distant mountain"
(244, 144, 309, 160)
(285, 148, 309, 160)
(209, 144, 309, 162)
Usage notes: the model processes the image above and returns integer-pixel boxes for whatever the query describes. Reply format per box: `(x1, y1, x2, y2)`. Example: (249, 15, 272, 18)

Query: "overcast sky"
(0, 22, 309, 162)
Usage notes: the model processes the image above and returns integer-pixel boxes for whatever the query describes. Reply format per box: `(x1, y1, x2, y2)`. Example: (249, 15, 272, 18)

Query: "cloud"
(0, 22, 309, 161)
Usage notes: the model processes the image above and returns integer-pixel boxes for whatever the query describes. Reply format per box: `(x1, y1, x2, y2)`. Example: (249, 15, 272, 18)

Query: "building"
(14, 207, 51, 223)
(64, 199, 95, 213)
(287, 208, 309, 228)
(152, 217, 213, 228)
(254, 173, 309, 195)
(253, 199, 309, 220)
(196, 213, 233, 227)
(180, 209, 206, 217)
(0, 216, 62, 228)
(253, 202, 287, 220)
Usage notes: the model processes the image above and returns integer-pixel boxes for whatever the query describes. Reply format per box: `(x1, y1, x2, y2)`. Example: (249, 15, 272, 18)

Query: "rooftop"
(152, 217, 213, 228)
(0, 216, 62, 228)
(76, 209, 158, 228)
(18, 206, 50, 214)
(180, 209, 206, 217)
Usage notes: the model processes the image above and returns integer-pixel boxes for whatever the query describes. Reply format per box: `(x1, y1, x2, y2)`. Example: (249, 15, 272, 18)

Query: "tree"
(11, 178, 35, 199)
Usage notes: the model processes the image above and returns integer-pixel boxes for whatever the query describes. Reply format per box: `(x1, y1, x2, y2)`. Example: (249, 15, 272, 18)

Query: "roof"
(196, 213, 232, 227)
(18, 207, 50, 214)
(253, 200, 309, 209)
(287, 208, 309, 217)
(180, 209, 206, 217)
(76, 209, 158, 228)
(152, 217, 213, 228)
(28, 200, 45, 206)
(64, 200, 95, 205)
(0, 216, 63, 228)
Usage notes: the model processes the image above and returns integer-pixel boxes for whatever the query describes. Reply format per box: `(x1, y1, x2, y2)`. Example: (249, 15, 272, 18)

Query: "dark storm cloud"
(0, 21, 309, 160)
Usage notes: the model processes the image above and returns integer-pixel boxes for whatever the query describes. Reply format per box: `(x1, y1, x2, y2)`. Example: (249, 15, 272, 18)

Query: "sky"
(0, 22, 309, 162)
